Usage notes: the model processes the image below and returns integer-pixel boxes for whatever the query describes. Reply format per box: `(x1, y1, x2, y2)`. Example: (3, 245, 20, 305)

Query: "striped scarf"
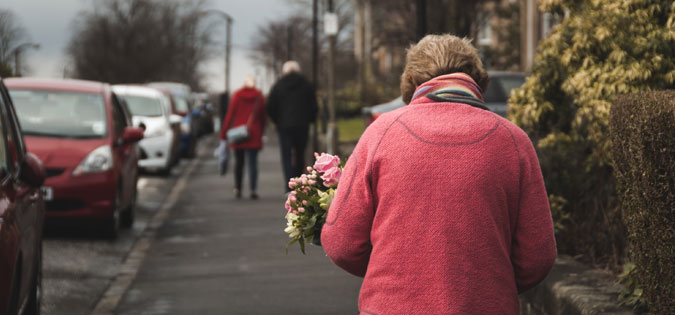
(411, 72, 484, 103)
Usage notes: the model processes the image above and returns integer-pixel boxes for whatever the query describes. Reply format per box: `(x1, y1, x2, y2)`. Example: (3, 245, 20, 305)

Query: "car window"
(0, 88, 25, 175)
(173, 95, 190, 113)
(121, 95, 164, 117)
(0, 94, 11, 179)
(10, 89, 108, 138)
(483, 75, 525, 103)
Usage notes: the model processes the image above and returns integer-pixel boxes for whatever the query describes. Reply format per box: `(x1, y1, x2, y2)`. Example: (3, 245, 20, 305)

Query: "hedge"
(610, 90, 675, 314)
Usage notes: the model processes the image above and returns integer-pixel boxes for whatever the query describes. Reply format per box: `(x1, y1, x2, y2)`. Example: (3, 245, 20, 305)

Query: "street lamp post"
(205, 10, 234, 95)
(11, 43, 40, 77)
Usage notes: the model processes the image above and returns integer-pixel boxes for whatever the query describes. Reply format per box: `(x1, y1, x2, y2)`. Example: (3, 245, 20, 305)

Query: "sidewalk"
(114, 132, 363, 315)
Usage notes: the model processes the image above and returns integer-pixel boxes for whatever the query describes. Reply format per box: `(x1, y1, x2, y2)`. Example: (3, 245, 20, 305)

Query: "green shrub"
(610, 91, 675, 314)
(508, 0, 675, 266)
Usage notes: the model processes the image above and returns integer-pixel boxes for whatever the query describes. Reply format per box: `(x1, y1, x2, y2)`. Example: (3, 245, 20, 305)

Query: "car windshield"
(9, 89, 107, 138)
(173, 95, 190, 113)
(121, 95, 163, 117)
(483, 75, 526, 103)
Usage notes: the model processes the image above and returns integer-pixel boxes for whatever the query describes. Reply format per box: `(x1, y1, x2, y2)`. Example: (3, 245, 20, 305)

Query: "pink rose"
(285, 200, 293, 212)
(321, 166, 342, 187)
(313, 153, 340, 173)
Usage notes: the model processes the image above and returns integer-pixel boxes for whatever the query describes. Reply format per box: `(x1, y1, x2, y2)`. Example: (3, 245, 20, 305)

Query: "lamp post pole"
(205, 10, 234, 95)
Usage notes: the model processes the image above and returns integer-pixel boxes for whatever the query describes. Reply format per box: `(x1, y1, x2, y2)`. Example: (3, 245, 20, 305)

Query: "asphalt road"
(41, 148, 190, 315)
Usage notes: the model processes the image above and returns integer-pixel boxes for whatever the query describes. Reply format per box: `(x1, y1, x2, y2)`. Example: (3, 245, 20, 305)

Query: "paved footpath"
(111, 132, 362, 315)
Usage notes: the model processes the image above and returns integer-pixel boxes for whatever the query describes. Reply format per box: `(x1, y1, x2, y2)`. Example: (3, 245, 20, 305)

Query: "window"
(9, 89, 107, 138)
(0, 99, 10, 179)
(477, 12, 493, 46)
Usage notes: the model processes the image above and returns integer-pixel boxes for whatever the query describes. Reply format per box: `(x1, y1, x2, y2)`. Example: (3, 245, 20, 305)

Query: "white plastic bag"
(214, 140, 229, 175)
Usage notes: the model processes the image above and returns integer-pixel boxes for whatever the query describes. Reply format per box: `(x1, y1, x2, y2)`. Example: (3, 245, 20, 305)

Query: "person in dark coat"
(267, 60, 318, 191)
(219, 76, 266, 199)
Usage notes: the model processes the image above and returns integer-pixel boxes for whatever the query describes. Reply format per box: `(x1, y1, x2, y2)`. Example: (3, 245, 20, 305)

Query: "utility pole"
(311, 0, 319, 153)
(417, 0, 427, 41)
(225, 16, 233, 95)
(287, 24, 293, 60)
(326, 0, 337, 154)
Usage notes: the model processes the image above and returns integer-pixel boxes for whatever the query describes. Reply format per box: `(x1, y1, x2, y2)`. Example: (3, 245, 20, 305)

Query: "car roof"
(4, 77, 108, 94)
(487, 71, 526, 78)
(112, 85, 164, 98)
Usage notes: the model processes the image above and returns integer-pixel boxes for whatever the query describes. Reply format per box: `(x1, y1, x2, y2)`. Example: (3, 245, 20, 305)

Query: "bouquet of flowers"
(284, 152, 344, 254)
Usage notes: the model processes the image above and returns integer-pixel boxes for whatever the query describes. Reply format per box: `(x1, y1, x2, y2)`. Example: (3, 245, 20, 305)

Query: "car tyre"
(104, 192, 121, 239)
(121, 182, 137, 228)
(25, 243, 42, 315)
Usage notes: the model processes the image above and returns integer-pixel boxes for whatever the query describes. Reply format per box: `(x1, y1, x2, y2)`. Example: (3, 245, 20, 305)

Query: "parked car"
(482, 71, 526, 117)
(113, 85, 181, 175)
(193, 92, 215, 136)
(147, 82, 198, 158)
(5, 78, 143, 238)
(0, 77, 46, 315)
(361, 71, 527, 126)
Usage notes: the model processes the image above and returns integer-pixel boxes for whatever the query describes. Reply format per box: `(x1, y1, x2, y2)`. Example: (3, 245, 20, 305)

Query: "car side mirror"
(122, 127, 144, 144)
(169, 114, 182, 124)
(20, 153, 46, 188)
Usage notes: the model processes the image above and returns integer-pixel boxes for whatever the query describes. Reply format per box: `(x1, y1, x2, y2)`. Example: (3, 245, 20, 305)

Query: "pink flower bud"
(298, 207, 305, 213)
(306, 166, 313, 172)
(308, 179, 316, 185)
(302, 200, 308, 206)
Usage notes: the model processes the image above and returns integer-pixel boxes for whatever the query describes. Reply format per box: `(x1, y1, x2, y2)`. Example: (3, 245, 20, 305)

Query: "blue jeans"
(234, 149, 259, 192)
(278, 126, 309, 191)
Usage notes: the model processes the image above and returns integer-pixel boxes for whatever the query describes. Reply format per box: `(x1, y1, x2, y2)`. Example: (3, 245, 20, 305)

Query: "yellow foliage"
(508, 0, 675, 268)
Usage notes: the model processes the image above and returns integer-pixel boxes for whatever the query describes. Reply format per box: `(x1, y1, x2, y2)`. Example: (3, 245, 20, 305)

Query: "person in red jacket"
(219, 76, 266, 199)
(321, 34, 557, 314)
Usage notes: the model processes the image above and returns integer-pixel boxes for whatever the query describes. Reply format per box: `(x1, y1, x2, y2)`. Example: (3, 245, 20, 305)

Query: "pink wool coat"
(321, 95, 557, 314)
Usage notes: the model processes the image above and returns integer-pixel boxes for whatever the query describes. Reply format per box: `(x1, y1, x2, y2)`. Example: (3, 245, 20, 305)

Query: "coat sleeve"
(257, 93, 267, 133)
(219, 92, 239, 140)
(266, 85, 279, 125)
(511, 130, 557, 293)
(321, 127, 376, 277)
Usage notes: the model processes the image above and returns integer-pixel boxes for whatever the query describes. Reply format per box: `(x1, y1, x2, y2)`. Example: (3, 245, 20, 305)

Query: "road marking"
(91, 158, 200, 315)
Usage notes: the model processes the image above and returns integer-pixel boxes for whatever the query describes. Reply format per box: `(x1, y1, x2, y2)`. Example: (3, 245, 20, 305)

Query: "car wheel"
(121, 184, 136, 229)
(25, 243, 42, 315)
(104, 192, 121, 239)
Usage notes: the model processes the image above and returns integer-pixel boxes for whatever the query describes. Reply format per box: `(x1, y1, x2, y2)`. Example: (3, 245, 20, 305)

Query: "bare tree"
(67, 0, 215, 90)
(0, 9, 27, 76)
(249, 0, 354, 85)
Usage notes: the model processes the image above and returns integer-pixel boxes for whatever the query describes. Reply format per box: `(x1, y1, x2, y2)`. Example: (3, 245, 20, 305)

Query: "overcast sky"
(2, 0, 300, 93)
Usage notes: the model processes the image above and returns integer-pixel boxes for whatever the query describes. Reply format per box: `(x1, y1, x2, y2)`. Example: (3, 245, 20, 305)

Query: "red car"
(0, 78, 46, 315)
(5, 78, 143, 238)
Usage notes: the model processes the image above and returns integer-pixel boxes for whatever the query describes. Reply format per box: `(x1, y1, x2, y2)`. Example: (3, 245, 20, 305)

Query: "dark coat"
(219, 87, 266, 150)
(266, 73, 318, 129)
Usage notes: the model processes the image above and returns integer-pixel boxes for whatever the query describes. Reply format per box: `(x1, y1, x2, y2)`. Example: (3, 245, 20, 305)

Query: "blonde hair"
(400, 34, 489, 104)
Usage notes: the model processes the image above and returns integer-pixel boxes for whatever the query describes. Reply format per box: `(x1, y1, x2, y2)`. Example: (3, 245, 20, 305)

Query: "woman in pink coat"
(219, 76, 266, 199)
(321, 34, 557, 314)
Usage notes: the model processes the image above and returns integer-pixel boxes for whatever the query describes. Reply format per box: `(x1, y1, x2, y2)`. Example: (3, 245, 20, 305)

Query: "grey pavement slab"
(115, 132, 363, 315)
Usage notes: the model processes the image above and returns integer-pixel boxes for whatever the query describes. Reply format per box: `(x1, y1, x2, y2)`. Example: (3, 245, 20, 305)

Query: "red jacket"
(219, 87, 266, 150)
(321, 95, 557, 314)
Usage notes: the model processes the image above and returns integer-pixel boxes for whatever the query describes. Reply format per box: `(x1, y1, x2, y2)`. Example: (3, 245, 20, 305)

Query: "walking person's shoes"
(233, 188, 242, 199)
(251, 192, 259, 200)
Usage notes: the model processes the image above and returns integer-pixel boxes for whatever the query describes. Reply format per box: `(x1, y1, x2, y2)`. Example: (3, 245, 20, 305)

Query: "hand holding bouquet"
(284, 153, 343, 254)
